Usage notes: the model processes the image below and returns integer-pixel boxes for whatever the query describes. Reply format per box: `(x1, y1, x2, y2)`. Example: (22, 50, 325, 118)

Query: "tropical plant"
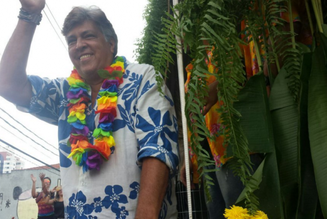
(134, 0, 327, 218)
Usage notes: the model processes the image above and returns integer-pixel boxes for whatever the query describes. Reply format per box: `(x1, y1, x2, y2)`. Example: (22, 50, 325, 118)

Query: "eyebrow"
(66, 30, 96, 40)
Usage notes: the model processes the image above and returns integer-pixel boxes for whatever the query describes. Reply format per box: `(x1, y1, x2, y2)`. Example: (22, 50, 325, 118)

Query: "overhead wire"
(0, 124, 55, 160)
(0, 139, 60, 172)
(0, 107, 58, 152)
(42, 3, 67, 50)
(0, 115, 58, 157)
(45, 3, 62, 32)
(0, 146, 60, 176)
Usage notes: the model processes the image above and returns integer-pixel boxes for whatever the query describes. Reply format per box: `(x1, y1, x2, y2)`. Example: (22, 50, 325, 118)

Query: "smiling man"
(0, 1, 179, 218)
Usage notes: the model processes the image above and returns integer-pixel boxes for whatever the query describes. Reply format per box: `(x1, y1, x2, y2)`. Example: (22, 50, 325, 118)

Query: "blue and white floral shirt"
(19, 59, 179, 218)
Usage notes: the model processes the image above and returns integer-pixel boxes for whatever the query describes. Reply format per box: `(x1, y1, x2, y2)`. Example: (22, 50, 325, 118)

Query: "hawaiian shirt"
(18, 59, 179, 218)
(184, 50, 228, 183)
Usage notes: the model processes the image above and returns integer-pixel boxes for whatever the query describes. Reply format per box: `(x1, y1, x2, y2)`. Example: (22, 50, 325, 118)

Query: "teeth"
(80, 54, 91, 60)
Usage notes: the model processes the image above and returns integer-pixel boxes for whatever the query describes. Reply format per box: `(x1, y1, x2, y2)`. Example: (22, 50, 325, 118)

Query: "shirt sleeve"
(134, 64, 179, 176)
(16, 75, 64, 125)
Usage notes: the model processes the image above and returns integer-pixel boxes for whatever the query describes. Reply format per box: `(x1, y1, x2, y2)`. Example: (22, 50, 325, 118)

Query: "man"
(0, 1, 179, 218)
(31, 173, 55, 219)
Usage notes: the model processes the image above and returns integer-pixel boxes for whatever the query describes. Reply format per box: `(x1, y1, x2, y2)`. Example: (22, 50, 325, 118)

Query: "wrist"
(18, 8, 42, 25)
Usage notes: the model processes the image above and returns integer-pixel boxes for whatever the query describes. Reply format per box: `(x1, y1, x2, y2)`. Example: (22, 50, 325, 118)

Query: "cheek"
(68, 49, 77, 64)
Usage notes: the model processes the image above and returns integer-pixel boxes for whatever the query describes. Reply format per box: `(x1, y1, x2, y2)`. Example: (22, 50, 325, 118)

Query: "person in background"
(45, 186, 64, 219)
(31, 173, 55, 219)
(181, 47, 264, 219)
(0, 0, 179, 218)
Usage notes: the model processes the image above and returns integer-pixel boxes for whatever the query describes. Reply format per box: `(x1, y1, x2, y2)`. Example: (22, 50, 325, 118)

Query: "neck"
(84, 74, 103, 88)
(89, 82, 103, 106)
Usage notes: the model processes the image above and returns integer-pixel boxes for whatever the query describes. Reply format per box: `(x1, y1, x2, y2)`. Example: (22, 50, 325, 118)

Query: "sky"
(0, 0, 148, 169)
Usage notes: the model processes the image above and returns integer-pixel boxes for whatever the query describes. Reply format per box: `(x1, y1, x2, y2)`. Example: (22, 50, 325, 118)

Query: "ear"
(108, 39, 116, 54)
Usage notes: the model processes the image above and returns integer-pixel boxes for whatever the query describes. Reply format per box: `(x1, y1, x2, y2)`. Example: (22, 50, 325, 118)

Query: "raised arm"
(31, 174, 38, 198)
(0, 0, 45, 106)
(39, 172, 49, 195)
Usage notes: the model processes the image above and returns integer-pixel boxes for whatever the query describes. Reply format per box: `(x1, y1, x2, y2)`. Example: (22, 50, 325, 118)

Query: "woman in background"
(45, 186, 64, 219)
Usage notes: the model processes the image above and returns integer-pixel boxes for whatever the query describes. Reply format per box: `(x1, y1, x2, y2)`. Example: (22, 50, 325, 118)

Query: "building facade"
(0, 152, 25, 174)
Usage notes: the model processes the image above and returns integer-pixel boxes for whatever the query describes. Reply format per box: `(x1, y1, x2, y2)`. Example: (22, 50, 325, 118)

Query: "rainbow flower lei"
(66, 56, 125, 172)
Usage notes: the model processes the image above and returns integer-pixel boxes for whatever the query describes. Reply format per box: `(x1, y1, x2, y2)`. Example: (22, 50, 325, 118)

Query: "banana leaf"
(234, 73, 274, 153)
(308, 33, 327, 218)
(269, 67, 299, 218)
(256, 151, 284, 219)
(234, 73, 284, 219)
(296, 52, 319, 219)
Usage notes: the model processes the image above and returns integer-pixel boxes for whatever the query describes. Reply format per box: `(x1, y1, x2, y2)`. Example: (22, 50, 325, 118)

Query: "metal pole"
(172, 0, 193, 218)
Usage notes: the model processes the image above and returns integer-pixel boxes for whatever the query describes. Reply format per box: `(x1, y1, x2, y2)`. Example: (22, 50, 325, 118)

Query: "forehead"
(66, 20, 101, 38)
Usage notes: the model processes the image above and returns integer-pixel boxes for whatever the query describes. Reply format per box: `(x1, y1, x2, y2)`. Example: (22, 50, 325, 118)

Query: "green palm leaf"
(234, 73, 284, 218)
(296, 52, 318, 219)
(234, 73, 274, 154)
(269, 66, 299, 218)
(308, 33, 327, 217)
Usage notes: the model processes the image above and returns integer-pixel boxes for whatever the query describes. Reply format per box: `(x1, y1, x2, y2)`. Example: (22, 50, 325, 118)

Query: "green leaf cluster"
(135, 0, 327, 218)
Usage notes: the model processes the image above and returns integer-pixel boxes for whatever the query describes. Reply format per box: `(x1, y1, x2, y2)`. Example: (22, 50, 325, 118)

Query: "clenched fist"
(19, 0, 45, 13)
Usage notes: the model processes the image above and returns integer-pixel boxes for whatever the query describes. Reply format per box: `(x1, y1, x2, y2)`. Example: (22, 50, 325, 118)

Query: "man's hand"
(30, 174, 36, 183)
(19, 0, 45, 13)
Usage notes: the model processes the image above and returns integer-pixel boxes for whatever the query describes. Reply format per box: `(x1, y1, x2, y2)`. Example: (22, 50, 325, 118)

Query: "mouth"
(79, 54, 93, 61)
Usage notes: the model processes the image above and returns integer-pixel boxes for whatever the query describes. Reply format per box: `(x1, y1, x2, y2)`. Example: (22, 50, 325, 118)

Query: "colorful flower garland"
(66, 56, 125, 172)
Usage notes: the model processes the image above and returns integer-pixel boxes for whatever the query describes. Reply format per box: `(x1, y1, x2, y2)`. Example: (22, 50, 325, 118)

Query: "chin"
(77, 67, 95, 76)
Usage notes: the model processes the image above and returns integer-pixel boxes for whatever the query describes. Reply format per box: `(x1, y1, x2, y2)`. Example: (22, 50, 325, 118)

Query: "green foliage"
(270, 66, 299, 218)
(135, 0, 326, 217)
(151, 11, 180, 93)
(134, 0, 169, 65)
(308, 33, 327, 217)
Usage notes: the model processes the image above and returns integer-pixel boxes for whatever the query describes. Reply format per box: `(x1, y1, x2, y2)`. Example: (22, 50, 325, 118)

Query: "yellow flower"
(251, 210, 268, 219)
(67, 148, 85, 165)
(224, 205, 251, 219)
(97, 96, 118, 110)
(67, 76, 83, 86)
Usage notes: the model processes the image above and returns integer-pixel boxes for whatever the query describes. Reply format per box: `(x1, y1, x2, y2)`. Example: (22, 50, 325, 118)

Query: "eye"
(85, 34, 95, 39)
(67, 39, 76, 47)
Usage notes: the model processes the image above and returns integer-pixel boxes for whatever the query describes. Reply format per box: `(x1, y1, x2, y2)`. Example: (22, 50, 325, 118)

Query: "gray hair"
(62, 6, 118, 56)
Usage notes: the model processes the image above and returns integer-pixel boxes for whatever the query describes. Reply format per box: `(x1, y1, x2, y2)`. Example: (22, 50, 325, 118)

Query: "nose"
(75, 38, 87, 51)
